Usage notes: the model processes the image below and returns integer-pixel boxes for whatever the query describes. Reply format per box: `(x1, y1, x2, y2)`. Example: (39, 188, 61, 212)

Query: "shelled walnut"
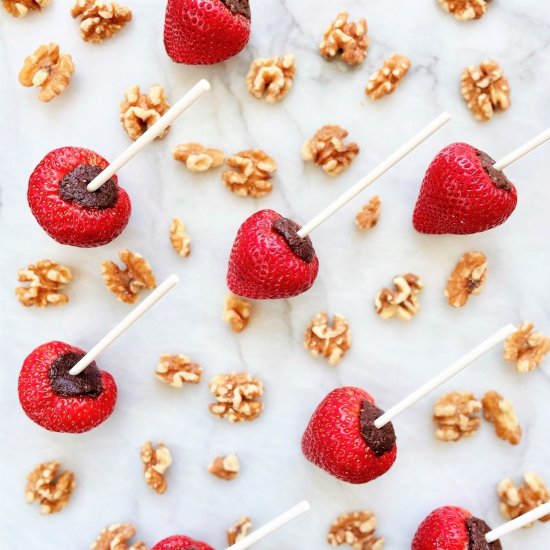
(246, 54, 296, 103)
(173, 143, 225, 172)
(140, 441, 172, 494)
(438, 0, 489, 21)
(25, 461, 75, 514)
(169, 217, 191, 257)
(433, 391, 482, 441)
(16, 260, 72, 308)
(209, 372, 264, 422)
(366, 54, 411, 100)
(319, 11, 368, 66)
(223, 294, 251, 333)
(445, 251, 487, 308)
(2, 0, 50, 17)
(482, 391, 521, 445)
(355, 196, 381, 230)
(91, 523, 146, 550)
(155, 355, 202, 387)
(304, 312, 351, 365)
(227, 517, 252, 546)
(222, 149, 276, 197)
(208, 454, 240, 480)
(374, 273, 423, 321)
(328, 510, 384, 550)
(71, 0, 132, 43)
(503, 323, 550, 373)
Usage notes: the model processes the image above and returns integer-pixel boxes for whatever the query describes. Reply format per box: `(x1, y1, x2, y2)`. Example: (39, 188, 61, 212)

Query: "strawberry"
(227, 209, 320, 299)
(28, 147, 131, 247)
(151, 535, 214, 550)
(413, 142, 517, 234)
(163, 0, 251, 65)
(412, 506, 502, 550)
(301, 387, 397, 484)
(18, 341, 117, 434)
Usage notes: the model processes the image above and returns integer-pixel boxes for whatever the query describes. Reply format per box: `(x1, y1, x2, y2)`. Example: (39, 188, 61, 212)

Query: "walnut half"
(16, 260, 72, 308)
(2, 0, 50, 17)
(90, 523, 146, 550)
(155, 355, 202, 387)
(26, 461, 75, 514)
(433, 391, 482, 442)
(209, 373, 264, 422)
(355, 196, 381, 230)
(438, 0, 489, 21)
(246, 54, 296, 103)
(319, 11, 368, 67)
(208, 454, 240, 481)
(375, 273, 423, 321)
(223, 294, 252, 333)
(366, 54, 411, 100)
(173, 143, 225, 173)
(170, 217, 191, 258)
(140, 441, 172, 494)
(504, 323, 550, 373)
(222, 149, 276, 197)
(304, 312, 351, 365)
(328, 510, 384, 550)
(445, 251, 487, 308)
(71, 0, 132, 43)
(482, 391, 521, 445)
(227, 517, 252, 546)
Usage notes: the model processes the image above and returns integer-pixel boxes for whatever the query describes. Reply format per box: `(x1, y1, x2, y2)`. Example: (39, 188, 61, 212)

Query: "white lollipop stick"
(494, 127, 550, 171)
(225, 501, 310, 550)
(374, 324, 515, 429)
(296, 112, 451, 238)
(486, 501, 550, 543)
(69, 274, 179, 375)
(87, 79, 211, 192)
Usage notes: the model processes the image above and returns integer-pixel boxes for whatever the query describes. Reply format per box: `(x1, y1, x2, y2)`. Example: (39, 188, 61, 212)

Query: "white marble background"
(1, 1, 550, 548)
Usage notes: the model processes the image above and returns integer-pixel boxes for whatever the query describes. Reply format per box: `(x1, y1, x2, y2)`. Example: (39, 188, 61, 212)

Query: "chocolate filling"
(272, 217, 316, 263)
(359, 400, 396, 457)
(466, 516, 502, 550)
(477, 150, 512, 191)
(59, 164, 118, 210)
(48, 352, 103, 398)
(220, 0, 250, 19)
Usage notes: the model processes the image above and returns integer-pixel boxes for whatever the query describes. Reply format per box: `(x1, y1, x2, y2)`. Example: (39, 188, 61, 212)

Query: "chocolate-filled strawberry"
(164, 0, 251, 65)
(227, 209, 319, 299)
(413, 143, 517, 235)
(18, 341, 117, 433)
(302, 387, 397, 484)
(152, 535, 214, 550)
(28, 147, 131, 247)
(412, 506, 502, 550)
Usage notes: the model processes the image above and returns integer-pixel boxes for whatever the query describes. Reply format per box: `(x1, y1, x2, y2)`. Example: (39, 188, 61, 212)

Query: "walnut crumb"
(328, 510, 384, 550)
(155, 355, 202, 387)
(355, 196, 381, 230)
(170, 217, 191, 258)
(433, 391, 482, 442)
(173, 143, 225, 173)
(120, 84, 170, 141)
(140, 442, 172, 494)
(246, 54, 296, 103)
(438, 0, 489, 21)
(208, 454, 240, 480)
(209, 372, 264, 422)
(25, 461, 75, 514)
(91, 523, 147, 550)
(302, 125, 359, 177)
(504, 323, 550, 373)
(366, 54, 411, 100)
(482, 391, 521, 445)
(223, 294, 252, 333)
(18, 43, 75, 102)
(375, 273, 423, 321)
(16, 260, 72, 308)
(102, 250, 156, 304)
(2, 0, 50, 17)
(71, 0, 132, 43)
(461, 60, 510, 121)
(319, 11, 368, 66)
(222, 149, 276, 197)
(304, 312, 351, 366)
(445, 251, 488, 308)
(227, 517, 252, 546)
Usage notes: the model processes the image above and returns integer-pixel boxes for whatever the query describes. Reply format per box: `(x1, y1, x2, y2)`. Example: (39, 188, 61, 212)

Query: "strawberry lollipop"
(152, 536, 214, 550)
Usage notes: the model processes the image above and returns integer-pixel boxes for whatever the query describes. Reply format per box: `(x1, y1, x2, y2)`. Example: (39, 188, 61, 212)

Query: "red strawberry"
(152, 535, 214, 550)
(164, 0, 251, 65)
(302, 387, 397, 484)
(413, 142, 517, 234)
(227, 209, 320, 299)
(18, 341, 117, 434)
(28, 147, 131, 247)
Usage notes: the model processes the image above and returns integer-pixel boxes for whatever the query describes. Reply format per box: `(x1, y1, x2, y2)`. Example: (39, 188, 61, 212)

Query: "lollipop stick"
(296, 112, 451, 238)
(69, 274, 179, 375)
(87, 79, 211, 192)
(374, 324, 515, 429)
(493, 127, 550, 171)
(485, 501, 550, 543)
(225, 501, 310, 550)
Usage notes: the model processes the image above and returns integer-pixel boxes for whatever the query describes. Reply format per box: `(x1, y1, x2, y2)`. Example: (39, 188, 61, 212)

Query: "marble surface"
(1, 1, 550, 548)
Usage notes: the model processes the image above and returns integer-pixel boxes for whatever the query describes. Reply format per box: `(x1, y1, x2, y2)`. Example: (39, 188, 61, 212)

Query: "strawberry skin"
(18, 341, 117, 434)
(302, 387, 397, 484)
(227, 209, 320, 299)
(412, 506, 471, 550)
(28, 146, 131, 247)
(164, 0, 251, 65)
(152, 535, 214, 550)
(413, 142, 517, 234)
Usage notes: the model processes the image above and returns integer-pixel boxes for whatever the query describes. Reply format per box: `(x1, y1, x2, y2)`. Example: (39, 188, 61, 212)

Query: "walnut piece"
(16, 260, 72, 308)
(91, 523, 147, 550)
(140, 442, 172, 494)
(2, 0, 50, 17)
(355, 196, 381, 230)
(222, 149, 276, 197)
(208, 454, 240, 481)
(227, 517, 252, 546)
(170, 217, 191, 258)
(328, 510, 384, 550)
(120, 85, 170, 141)
(445, 251, 488, 308)
(461, 60, 510, 121)
(173, 143, 225, 173)
(223, 294, 252, 333)
(155, 355, 202, 387)
(209, 372, 264, 422)
(71, 0, 132, 43)
(433, 392, 482, 442)
(498, 472, 550, 526)
(504, 323, 550, 373)
(319, 11, 368, 66)
(246, 54, 296, 103)
(18, 43, 75, 102)
(102, 250, 157, 304)
(374, 273, 423, 321)
(304, 312, 351, 366)
(438, 0, 489, 21)
(26, 461, 75, 514)
(482, 391, 521, 445)
(302, 125, 359, 177)
(366, 54, 411, 100)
